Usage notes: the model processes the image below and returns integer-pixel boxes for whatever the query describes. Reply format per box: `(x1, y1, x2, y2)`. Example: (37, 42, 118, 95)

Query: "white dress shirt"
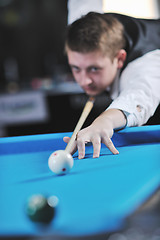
(107, 49, 160, 127)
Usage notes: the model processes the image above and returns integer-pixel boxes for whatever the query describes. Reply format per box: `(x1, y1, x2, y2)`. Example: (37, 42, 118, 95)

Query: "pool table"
(0, 125, 160, 239)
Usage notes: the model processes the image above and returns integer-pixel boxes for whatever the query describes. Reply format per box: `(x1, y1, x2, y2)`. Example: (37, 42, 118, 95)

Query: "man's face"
(67, 49, 119, 96)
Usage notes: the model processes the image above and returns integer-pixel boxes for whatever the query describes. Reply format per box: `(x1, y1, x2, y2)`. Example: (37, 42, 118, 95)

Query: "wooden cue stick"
(65, 96, 95, 153)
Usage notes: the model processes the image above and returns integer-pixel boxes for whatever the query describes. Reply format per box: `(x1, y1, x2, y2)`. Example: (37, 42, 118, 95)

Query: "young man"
(63, 12, 160, 159)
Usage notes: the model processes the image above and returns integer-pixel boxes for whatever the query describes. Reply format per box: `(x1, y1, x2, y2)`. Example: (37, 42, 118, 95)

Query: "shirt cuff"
(107, 101, 142, 127)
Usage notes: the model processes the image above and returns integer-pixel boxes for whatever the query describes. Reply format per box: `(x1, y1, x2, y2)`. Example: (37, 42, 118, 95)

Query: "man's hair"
(65, 12, 126, 60)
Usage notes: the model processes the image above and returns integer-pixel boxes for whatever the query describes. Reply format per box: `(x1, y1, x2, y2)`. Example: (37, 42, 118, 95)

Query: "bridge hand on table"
(63, 123, 119, 159)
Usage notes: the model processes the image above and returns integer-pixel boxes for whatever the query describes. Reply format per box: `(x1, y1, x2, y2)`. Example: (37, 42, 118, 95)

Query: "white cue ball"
(48, 150, 74, 175)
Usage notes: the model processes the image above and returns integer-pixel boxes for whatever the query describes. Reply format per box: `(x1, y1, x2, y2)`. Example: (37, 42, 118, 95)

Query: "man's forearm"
(93, 108, 127, 130)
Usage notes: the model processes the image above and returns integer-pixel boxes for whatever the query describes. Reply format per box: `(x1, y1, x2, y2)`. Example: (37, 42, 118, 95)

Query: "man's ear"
(116, 49, 127, 69)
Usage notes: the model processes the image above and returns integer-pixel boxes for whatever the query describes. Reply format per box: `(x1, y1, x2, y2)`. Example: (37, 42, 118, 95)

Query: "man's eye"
(89, 67, 99, 72)
(71, 66, 80, 72)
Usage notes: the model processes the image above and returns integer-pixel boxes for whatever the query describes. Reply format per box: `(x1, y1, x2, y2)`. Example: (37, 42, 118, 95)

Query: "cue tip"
(88, 96, 95, 103)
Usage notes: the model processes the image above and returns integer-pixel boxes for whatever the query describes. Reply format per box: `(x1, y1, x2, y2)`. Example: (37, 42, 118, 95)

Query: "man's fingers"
(63, 134, 119, 158)
(77, 139, 86, 159)
(63, 136, 86, 158)
(92, 137, 101, 158)
(63, 137, 77, 155)
(63, 136, 70, 144)
(102, 137, 119, 155)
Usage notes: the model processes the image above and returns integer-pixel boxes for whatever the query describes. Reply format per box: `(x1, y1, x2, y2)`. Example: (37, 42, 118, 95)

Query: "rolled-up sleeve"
(107, 50, 160, 127)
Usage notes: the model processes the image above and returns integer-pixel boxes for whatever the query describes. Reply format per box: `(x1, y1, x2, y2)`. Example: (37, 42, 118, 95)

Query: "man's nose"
(79, 71, 92, 87)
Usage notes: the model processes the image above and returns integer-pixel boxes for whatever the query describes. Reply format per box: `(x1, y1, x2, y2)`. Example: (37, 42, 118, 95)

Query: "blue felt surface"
(0, 125, 160, 237)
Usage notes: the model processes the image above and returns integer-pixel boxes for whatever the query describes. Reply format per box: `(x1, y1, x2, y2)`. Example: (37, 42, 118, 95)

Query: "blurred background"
(0, 0, 160, 137)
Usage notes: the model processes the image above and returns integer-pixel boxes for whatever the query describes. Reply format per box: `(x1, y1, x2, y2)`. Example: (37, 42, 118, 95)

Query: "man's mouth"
(83, 86, 100, 96)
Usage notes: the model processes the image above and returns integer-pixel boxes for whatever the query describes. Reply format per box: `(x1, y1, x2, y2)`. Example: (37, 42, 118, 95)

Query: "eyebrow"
(69, 64, 102, 70)
(69, 64, 79, 68)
